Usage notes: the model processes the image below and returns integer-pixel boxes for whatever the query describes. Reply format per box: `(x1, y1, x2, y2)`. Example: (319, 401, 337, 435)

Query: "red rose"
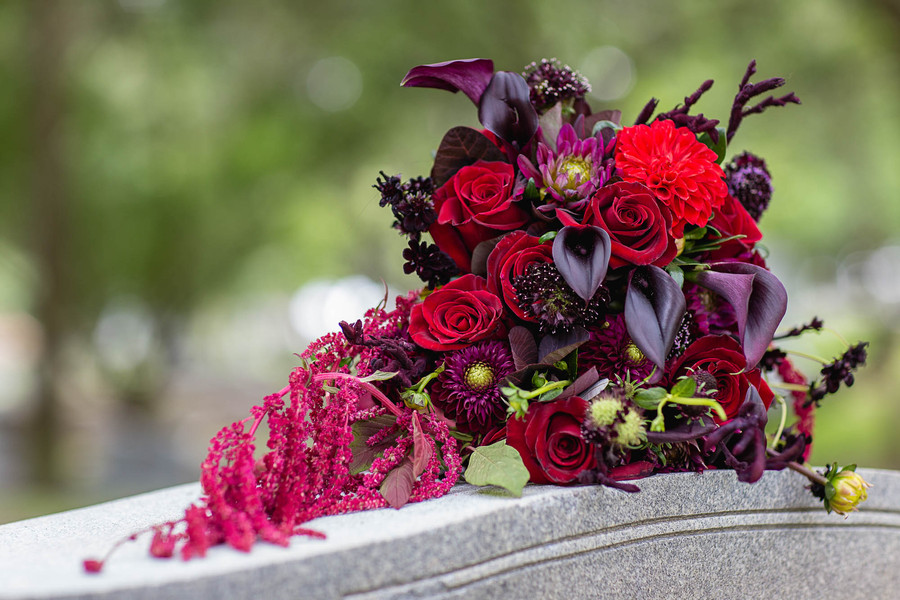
(709, 193, 762, 254)
(409, 274, 507, 351)
(507, 396, 596, 484)
(429, 161, 529, 272)
(486, 230, 554, 321)
(584, 181, 677, 269)
(667, 335, 774, 422)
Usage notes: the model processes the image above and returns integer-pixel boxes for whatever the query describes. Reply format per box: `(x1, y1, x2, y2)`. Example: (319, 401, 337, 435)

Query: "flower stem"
(770, 395, 787, 449)
(523, 379, 571, 400)
(786, 349, 830, 364)
(786, 459, 828, 486)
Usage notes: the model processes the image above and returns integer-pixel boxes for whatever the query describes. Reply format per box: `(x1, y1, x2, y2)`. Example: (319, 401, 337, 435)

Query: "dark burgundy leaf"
(379, 458, 415, 509)
(478, 71, 539, 147)
(538, 326, 590, 365)
(401, 58, 495, 105)
(509, 326, 538, 371)
(411, 413, 432, 477)
(694, 262, 788, 368)
(552, 225, 611, 302)
(624, 266, 686, 376)
(430, 126, 507, 188)
(558, 367, 600, 400)
(470, 234, 506, 277)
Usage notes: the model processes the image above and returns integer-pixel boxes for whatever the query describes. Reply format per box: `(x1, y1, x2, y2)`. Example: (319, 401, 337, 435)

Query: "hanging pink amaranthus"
(85, 297, 462, 572)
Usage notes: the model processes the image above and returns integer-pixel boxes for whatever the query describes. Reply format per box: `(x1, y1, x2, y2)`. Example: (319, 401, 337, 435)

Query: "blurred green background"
(1, 0, 898, 523)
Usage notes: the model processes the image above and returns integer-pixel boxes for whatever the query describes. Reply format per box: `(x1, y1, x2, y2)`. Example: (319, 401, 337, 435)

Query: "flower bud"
(824, 465, 872, 517)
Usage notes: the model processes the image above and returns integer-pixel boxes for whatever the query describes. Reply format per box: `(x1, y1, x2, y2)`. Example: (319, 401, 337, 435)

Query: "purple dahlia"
(432, 341, 515, 434)
(518, 124, 613, 213)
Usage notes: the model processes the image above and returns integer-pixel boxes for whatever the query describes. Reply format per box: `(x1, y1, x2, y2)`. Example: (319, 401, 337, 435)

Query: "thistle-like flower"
(581, 390, 646, 449)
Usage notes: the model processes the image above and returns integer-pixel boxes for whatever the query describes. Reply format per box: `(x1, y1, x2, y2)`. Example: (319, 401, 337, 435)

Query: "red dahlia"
(615, 119, 727, 237)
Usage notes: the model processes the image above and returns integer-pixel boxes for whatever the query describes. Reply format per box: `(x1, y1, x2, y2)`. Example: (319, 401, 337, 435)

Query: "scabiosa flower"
(724, 152, 772, 221)
(517, 124, 614, 213)
(616, 119, 728, 236)
(578, 314, 655, 382)
(512, 261, 608, 334)
(581, 391, 646, 449)
(432, 341, 515, 434)
(522, 58, 591, 114)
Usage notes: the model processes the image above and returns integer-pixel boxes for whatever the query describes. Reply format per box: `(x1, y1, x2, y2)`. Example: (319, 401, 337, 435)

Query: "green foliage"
(464, 440, 530, 497)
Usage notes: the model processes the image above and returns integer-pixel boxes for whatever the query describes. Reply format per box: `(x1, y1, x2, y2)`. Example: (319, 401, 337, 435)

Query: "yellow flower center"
(624, 342, 645, 364)
(465, 361, 495, 390)
(559, 156, 592, 187)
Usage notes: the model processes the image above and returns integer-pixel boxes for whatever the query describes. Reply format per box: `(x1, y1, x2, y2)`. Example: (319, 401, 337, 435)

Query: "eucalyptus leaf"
(665, 264, 684, 289)
(537, 388, 564, 402)
(464, 440, 530, 497)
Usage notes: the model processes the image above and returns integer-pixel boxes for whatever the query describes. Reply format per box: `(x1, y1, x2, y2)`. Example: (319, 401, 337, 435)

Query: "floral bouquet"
(86, 58, 871, 572)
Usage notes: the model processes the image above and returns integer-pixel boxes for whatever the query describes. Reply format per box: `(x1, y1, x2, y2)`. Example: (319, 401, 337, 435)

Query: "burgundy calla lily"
(401, 58, 495, 105)
(478, 71, 539, 148)
(693, 261, 788, 368)
(624, 265, 686, 377)
(552, 225, 611, 303)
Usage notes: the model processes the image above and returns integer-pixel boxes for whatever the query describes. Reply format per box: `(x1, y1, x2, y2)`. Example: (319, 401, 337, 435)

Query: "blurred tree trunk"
(28, 0, 69, 486)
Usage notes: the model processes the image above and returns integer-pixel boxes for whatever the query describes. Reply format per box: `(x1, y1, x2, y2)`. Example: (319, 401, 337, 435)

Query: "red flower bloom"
(583, 181, 677, 269)
(616, 119, 728, 237)
(485, 230, 554, 321)
(507, 396, 596, 484)
(409, 274, 507, 351)
(429, 160, 529, 273)
(667, 335, 774, 422)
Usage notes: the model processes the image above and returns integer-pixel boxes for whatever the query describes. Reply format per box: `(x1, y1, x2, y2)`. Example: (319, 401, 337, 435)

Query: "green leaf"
(538, 231, 557, 244)
(523, 178, 541, 204)
(634, 387, 667, 409)
(537, 388, 564, 402)
(697, 127, 727, 164)
(671, 377, 697, 398)
(684, 226, 708, 241)
(464, 441, 531, 497)
(665, 264, 684, 289)
(824, 482, 836, 501)
(359, 370, 398, 383)
(591, 120, 622, 136)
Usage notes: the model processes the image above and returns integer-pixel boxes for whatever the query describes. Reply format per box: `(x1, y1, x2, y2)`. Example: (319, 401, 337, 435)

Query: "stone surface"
(1, 468, 898, 599)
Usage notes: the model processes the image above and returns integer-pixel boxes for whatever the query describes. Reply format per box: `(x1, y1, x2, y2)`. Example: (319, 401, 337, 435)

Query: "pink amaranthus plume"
(84, 295, 462, 571)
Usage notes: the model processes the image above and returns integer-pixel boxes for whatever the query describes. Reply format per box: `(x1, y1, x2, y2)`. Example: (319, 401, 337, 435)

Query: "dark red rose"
(584, 181, 677, 269)
(507, 396, 596, 484)
(485, 230, 554, 321)
(709, 193, 762, 253)
(409, 274, 507, 351)
(429, 160, 529, 272)
(667, 335, 774, 422)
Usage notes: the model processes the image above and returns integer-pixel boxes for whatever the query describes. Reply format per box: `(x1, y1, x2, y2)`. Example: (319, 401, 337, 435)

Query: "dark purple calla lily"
(624, 266, 686, 377)
(704, 384, 768, 483)
(693, 262, 788, 368)
(552, 225, 611, 303)
(478, 71, 539, 148)
(401, 58, 495, 105)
